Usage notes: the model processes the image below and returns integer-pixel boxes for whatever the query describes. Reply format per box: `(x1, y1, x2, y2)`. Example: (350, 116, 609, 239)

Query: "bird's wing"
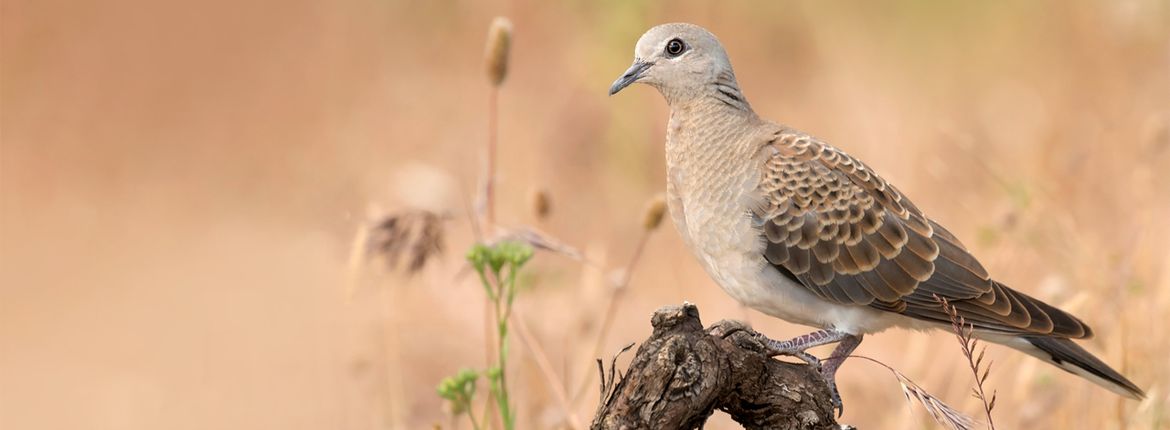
(755, 128, 1091, 338)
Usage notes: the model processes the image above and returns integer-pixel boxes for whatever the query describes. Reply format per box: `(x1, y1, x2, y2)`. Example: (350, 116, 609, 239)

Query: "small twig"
(596, 342, 635, 404)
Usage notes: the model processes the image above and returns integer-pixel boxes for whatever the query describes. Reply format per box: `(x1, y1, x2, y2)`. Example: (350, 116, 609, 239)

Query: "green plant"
(438, 241, 533, 430)
(437, 368, 481, 428)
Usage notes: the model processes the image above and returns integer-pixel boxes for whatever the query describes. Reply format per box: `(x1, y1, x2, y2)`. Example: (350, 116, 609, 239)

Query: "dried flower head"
(641, 193, 667, 231)
(484, 17, 513, 87)
(529, 187, 551, 220)
(364, 209, 447, 274)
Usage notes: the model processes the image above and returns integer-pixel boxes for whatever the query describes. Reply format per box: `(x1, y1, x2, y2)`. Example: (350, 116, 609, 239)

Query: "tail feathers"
(1023, 336, 1144, 400)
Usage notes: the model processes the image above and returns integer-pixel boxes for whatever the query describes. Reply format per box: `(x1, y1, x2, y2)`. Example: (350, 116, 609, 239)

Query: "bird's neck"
(664, 95, 760, 181)
(666, 94, 757, 148)
(662, 69, 759, 181)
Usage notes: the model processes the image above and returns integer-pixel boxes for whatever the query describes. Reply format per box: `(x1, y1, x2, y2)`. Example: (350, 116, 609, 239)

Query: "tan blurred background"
(3, 1, 1169, 429)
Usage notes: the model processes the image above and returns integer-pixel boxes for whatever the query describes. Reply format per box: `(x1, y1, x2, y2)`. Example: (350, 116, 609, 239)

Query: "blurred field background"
(3, 0, 1169, 429)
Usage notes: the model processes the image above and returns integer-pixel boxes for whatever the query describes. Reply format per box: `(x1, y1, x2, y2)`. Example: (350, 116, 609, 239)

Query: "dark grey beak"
(608, 60, 652, 96)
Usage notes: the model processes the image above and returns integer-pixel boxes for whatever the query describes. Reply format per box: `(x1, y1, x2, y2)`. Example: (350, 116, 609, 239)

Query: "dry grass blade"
(494, 226, 584, 261)
(848, 355, 977, 430)
(934, 294, 998, 430)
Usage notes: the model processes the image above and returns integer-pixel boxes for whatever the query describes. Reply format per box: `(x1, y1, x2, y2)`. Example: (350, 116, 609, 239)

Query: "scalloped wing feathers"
(756, 128, 1091, 338)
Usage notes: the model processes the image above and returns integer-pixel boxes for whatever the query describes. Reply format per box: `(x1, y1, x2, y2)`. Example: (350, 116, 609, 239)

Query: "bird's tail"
(1014, 336, 1144, 399)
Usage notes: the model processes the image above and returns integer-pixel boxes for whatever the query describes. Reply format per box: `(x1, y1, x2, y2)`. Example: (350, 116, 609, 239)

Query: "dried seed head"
(484, 17, 513, 87)
(641, 194, 667, 231)
(366, 209, 446, 275)
(529, 187, 551, 220)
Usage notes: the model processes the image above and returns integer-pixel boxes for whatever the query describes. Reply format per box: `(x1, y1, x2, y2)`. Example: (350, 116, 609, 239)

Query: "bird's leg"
(819, 334, 863, 417)
(762, 329, 860, 416)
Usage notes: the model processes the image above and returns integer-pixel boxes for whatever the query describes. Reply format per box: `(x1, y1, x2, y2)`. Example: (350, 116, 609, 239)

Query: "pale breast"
(668, 146, 774, 307)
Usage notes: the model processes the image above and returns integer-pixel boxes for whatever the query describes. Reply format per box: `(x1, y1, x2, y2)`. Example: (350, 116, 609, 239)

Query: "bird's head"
(609, 23, 739, 106)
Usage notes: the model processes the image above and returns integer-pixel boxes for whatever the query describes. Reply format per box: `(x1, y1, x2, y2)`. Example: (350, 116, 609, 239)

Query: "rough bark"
(590, 303, 840, 430)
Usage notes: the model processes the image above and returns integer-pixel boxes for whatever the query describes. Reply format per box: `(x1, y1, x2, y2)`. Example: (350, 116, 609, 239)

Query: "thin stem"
(484, 87, 499, 230)
(480, 384, 498, 430)
(493, 269, 514, 430)
(477, 87, 501, 396)
(595, 230, 650, 355)
(935, 295, 996, 430)
(480, 271, 501, 430)
(571, 229, 651, 406)
(511, 309, 584, 430)
(466, 393, 483, 430)
(481, 286, 496, 426)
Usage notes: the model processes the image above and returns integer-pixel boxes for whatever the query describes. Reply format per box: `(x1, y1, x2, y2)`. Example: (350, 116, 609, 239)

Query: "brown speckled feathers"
(755, 128, 1092, 338)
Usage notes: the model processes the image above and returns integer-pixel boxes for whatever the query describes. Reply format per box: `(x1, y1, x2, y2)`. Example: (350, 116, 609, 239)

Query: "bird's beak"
(609, 60, 652, 96)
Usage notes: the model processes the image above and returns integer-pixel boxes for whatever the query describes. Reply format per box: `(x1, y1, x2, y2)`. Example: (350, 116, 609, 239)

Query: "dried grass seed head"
(641, 193, 667, 231)
(484, 17, 513, 86)
(529, 187, 551, 220)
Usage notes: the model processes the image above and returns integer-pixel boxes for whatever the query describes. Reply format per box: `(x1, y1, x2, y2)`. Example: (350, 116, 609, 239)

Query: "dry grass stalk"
(510, 310, 583, 430)
(475, 19, 513, 426)
(935, 294, 998, 430)
(848, 354, 977, 430)
(571, 194, 665, 406)
(479, 16, 511, 230)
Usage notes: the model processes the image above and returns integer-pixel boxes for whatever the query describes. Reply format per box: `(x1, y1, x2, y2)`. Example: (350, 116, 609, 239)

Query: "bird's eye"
(664, 38, 686, 57)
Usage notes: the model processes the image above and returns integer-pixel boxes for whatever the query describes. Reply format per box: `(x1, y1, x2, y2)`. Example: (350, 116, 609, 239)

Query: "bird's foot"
(819, 368, 844, 417)
(768, 330, 861, 417)
(710, 323, 860, 417)
(764, 335, 847, 416)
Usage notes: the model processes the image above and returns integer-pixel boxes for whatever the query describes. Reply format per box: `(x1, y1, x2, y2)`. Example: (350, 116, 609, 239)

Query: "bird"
(608, 22, 1144, 412)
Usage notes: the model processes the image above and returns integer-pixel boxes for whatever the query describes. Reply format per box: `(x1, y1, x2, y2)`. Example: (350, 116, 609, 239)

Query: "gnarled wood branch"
(590, 303, 842, 430)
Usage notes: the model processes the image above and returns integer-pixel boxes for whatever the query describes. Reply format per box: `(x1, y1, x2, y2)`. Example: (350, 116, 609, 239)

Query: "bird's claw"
(768, 343, 844, 416)
(821, 373, 844, 417)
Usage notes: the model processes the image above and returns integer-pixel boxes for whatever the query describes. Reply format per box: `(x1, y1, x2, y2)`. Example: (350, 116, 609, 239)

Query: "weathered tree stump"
(590, 303, 842, 430)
